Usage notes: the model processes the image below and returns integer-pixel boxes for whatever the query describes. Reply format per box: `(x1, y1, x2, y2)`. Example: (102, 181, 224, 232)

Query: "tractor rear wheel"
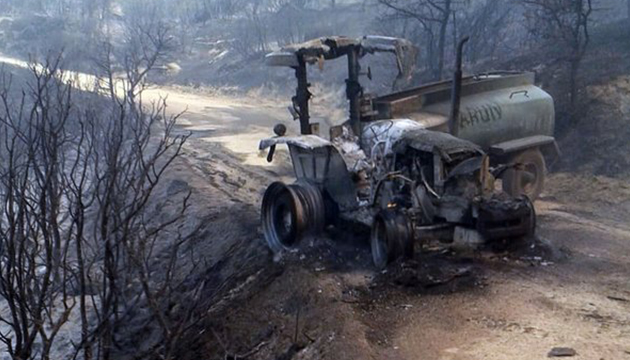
(261, 181, 325, 253)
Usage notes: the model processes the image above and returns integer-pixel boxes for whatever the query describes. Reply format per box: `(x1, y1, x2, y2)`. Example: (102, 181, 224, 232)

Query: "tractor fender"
(259, 135, 360, 210)
(488, 135, 560, 163)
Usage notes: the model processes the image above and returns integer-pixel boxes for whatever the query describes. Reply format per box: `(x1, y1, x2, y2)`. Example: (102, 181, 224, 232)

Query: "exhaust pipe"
(449, 36, 470, 136)
(346, 46, 363, 139)
(295, 57, 312, 135)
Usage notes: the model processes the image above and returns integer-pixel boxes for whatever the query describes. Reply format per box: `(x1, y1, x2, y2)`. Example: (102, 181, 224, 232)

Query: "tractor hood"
(361, 119, 482, 165)
(393, 128, 482, 159)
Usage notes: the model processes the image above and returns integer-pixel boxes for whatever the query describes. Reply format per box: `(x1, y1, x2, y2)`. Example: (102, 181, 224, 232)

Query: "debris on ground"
(548, 347, 577, 357)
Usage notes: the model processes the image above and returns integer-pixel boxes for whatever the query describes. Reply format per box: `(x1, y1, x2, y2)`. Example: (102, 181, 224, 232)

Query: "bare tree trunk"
(331, 0, 337, 33)
(433, 0, 453, 80)
(521, 0, 591, 121)
(427, 31, 436, 76)
(569, 58, 579, 108)
(75, 211, 93, 360)
(0, 57, 75, 360)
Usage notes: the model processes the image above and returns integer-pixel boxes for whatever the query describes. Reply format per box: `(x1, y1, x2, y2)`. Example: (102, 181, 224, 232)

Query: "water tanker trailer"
(259, 36, 558, 268)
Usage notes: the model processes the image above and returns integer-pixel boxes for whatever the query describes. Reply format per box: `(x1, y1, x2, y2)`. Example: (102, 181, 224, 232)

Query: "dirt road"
(152, 86, 630, 360)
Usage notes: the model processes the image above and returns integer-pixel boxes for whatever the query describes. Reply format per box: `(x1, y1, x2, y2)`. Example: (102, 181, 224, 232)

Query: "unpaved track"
(153, 86, 630, 360)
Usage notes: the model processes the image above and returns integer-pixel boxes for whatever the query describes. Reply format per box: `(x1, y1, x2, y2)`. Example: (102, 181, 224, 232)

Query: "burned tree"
(0, 58, 77, 360)
(522, 0, 593, 111)
(378, 0, 455, 80)
(0, 18, 205, 359)
(455, 0, 514, 64)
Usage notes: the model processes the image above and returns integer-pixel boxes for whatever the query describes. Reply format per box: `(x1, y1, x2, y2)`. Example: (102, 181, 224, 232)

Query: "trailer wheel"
(503, 149, 546, 201)
(261, 181, 325, 253)
(370, 210, 414, 269)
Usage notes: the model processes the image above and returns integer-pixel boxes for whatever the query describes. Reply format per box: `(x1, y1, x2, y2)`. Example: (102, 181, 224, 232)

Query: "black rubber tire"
(370, 210, 414, 269)
(502, 149, 546, 201)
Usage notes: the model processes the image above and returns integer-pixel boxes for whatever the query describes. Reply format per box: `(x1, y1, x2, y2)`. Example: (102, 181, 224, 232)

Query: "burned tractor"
(260, 36, 557, 268)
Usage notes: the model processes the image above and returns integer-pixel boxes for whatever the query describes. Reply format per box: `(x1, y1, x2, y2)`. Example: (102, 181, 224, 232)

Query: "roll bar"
(265, 36, 417, 137)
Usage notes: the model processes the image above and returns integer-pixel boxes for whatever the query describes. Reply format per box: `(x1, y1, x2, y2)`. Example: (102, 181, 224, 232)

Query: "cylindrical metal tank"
(371, 72, 555, 149)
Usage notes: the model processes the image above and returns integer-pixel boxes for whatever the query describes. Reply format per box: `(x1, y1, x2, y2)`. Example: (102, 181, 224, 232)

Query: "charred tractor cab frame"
(260, 36, 557, 268)
(288, 40, 385, 137)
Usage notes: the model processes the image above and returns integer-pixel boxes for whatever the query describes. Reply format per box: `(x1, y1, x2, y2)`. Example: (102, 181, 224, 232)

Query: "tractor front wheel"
(370, 210, 414, 269)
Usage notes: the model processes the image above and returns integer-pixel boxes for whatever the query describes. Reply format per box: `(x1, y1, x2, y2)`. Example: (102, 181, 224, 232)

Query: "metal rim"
(261, 181, 326, 253)
(522, 195, 537, 236)
(262, 182, 301, 252)
(371, 214, 390, 269)
(371, 210, 414, 269)
(519, 163, 538, 196)
(293, 181, 326, 234)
